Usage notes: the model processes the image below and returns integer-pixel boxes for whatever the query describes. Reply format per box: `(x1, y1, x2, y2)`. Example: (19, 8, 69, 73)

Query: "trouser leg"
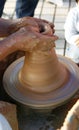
(0, 0, 6, 17)
(16, 0, 39, 18)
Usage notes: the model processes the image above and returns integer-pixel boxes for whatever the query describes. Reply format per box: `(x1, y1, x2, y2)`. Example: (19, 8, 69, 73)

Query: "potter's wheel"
(3, 55, 79, 110)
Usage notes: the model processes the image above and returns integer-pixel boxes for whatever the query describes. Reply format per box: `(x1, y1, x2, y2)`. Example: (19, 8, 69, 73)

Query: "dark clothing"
(0, 0, 6, 17)
(16, 0, 39, 18)
(0, 0, 39, 18)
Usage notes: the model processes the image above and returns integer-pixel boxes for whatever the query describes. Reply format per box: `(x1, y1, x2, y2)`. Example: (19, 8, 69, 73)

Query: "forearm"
(0, 37, 17, 61)
(0, 18, 13, 37)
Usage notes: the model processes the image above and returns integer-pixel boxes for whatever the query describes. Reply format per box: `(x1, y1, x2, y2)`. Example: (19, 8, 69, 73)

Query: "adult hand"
(0, 17, 58, 60)
(8, 25, 58, 51)
(0, 17, 55, 37)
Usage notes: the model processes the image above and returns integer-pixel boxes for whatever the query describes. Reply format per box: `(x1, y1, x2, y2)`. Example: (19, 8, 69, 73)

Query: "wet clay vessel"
(3, 48, 79, 110)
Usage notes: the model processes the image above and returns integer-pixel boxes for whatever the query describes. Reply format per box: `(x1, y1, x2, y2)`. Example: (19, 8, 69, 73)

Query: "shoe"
(46, 0, 63, 6)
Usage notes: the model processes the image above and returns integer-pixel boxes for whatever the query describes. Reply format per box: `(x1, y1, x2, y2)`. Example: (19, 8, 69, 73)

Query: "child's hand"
(75, 38, 79, 47)
(58, 100, 79, 130)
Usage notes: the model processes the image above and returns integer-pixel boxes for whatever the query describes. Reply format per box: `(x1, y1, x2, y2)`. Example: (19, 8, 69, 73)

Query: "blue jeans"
(0, 0, 6, 17)
(16, 0, 39, 18)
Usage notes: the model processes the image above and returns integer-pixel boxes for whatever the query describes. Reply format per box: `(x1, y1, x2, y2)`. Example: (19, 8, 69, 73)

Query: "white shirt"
(0, 114, 12, 130)
(64, 5, 79, 63)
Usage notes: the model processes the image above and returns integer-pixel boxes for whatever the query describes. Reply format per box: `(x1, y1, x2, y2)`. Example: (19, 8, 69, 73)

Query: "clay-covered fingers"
(0, 17, 55, 38)
(33, 32, 58, 51)
(13, 17, 55, 34)
(8, 17, 39, 34)
(6, 25, 58, 52)
(38, 23, 54, 36)
(9, 17, 55, 36)
(34, 17, 55, 35)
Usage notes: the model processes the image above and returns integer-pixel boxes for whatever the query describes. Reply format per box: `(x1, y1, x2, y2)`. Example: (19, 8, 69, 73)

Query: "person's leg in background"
(16, 0, 39, 18)
(0, 0, 6, 17)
